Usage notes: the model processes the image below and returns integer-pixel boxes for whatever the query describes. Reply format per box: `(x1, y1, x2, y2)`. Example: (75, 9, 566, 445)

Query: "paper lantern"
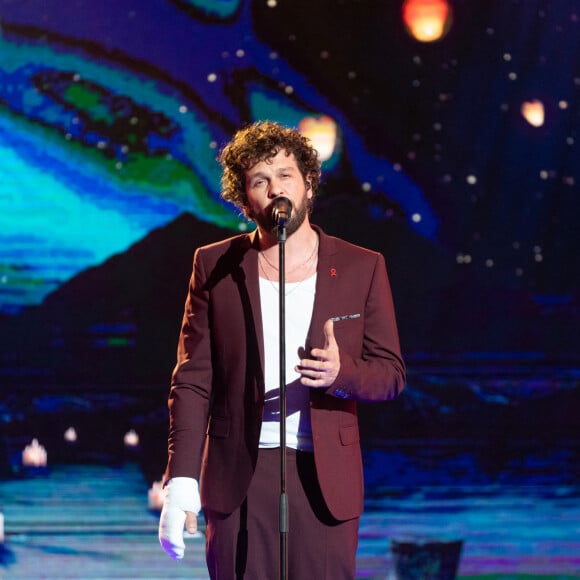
(299, 115, 337, 162)
(124, 429, 140, 448)
(521, 99, 545, 127)
(64, 426, 78, 443)
(402, 0, 452, 43)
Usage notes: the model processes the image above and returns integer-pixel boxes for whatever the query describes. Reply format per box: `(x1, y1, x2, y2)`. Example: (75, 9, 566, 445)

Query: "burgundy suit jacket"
(165, 225, 405, 521)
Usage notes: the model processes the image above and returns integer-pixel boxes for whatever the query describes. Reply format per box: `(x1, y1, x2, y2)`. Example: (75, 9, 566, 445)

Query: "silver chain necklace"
(259, 236, 319, 274)
(258, 238, 318, 295)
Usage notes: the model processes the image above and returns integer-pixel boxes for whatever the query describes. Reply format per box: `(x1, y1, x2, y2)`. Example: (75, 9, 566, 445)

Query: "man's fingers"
(323, 319, 336, 349)
(185, 511, 198, 534)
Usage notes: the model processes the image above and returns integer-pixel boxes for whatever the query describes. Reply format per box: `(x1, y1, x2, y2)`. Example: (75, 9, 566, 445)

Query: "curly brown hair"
(218, 121, 321, 210)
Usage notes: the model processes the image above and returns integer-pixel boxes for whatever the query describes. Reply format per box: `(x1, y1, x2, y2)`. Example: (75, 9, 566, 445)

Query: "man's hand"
(296, 319, 340, 388)
(158, 477, 201, 560)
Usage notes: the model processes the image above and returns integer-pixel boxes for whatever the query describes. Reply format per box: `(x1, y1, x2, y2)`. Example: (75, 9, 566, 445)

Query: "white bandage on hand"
(158, 477, 201, 560)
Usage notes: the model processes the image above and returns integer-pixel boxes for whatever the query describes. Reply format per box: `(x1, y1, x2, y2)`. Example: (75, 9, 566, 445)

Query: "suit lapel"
(306, 226, 339, 353)
(241, 230, 265, 385)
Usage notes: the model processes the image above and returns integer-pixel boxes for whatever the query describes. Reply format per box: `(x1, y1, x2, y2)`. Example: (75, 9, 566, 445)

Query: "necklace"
(258, 236, 319, 295)
(259, 236, 319, 274)
(258, 256, 316, 295)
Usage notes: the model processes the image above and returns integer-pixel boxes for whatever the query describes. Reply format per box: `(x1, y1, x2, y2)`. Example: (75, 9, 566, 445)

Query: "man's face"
(243, 149, 312, 236)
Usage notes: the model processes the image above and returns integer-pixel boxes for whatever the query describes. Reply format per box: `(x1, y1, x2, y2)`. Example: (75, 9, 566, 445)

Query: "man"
(159, 121, 406, 579)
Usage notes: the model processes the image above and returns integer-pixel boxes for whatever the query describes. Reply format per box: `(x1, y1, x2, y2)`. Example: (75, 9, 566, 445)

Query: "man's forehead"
(247, 150, 297, 172)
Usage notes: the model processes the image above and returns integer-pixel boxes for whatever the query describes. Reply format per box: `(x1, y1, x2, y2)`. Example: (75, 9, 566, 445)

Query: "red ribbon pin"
(330, 267, 337, 277)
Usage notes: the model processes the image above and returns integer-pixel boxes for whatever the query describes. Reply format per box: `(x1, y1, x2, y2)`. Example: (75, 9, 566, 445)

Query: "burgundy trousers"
(204, 448, 359, 580)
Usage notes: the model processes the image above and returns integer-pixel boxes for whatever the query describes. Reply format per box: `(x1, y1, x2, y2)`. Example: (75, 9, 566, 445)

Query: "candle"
(22, 438, 48, 467)
(148, 480, 166, 511)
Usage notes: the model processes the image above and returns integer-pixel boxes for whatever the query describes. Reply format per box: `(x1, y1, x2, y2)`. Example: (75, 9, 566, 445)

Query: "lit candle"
(22, 438, 48, 467)
(148, 480, 166, 511)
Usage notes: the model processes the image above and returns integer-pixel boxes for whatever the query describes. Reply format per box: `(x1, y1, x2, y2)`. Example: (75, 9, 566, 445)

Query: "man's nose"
(267, 182, 284, 198)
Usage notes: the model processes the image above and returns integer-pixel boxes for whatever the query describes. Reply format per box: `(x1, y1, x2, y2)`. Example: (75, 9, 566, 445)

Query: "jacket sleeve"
(165, 248, 212, 482)
(325, 252, 406, 402)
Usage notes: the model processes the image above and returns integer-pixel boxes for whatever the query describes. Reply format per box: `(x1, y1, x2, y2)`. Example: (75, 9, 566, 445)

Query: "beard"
(249, 194, 311, 237)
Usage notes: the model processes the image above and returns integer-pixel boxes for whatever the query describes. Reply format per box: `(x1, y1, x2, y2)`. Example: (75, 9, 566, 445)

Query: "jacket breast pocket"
(332, 317, 364, 356)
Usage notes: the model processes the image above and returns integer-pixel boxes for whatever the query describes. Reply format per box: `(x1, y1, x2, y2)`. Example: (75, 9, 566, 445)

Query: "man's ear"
(241, 197, 252, 220)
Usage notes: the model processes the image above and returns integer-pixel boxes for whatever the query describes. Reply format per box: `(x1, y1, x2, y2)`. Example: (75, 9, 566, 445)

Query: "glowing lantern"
(22, 438, 48, 467)
(402, 0, 452, 43)
(64, 426, 77, 443)
(148, 480, 167, 511)
(124, 429, 140, 448)
(521, 99, 544, 127)
(298, 115, 337, 162)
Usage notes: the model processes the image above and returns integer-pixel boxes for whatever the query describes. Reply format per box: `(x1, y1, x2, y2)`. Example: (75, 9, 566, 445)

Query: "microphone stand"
(276, 220, 288, 580)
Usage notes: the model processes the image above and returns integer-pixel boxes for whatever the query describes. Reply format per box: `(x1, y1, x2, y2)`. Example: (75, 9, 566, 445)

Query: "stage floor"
(0, 462, 578, 579)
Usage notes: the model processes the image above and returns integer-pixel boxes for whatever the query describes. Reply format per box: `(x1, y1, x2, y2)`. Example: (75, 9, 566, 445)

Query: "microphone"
(271, 197, 292, 227)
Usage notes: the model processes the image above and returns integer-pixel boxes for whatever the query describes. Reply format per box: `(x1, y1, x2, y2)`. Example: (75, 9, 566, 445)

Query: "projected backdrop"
(0, 0, 578, 365)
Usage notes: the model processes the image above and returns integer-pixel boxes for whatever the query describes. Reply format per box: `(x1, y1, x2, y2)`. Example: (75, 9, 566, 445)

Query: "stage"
(1, 460, 578, 579)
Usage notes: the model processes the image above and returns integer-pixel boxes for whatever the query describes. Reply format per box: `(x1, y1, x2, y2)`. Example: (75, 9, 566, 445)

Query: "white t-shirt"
(258, 273, 316, 451)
